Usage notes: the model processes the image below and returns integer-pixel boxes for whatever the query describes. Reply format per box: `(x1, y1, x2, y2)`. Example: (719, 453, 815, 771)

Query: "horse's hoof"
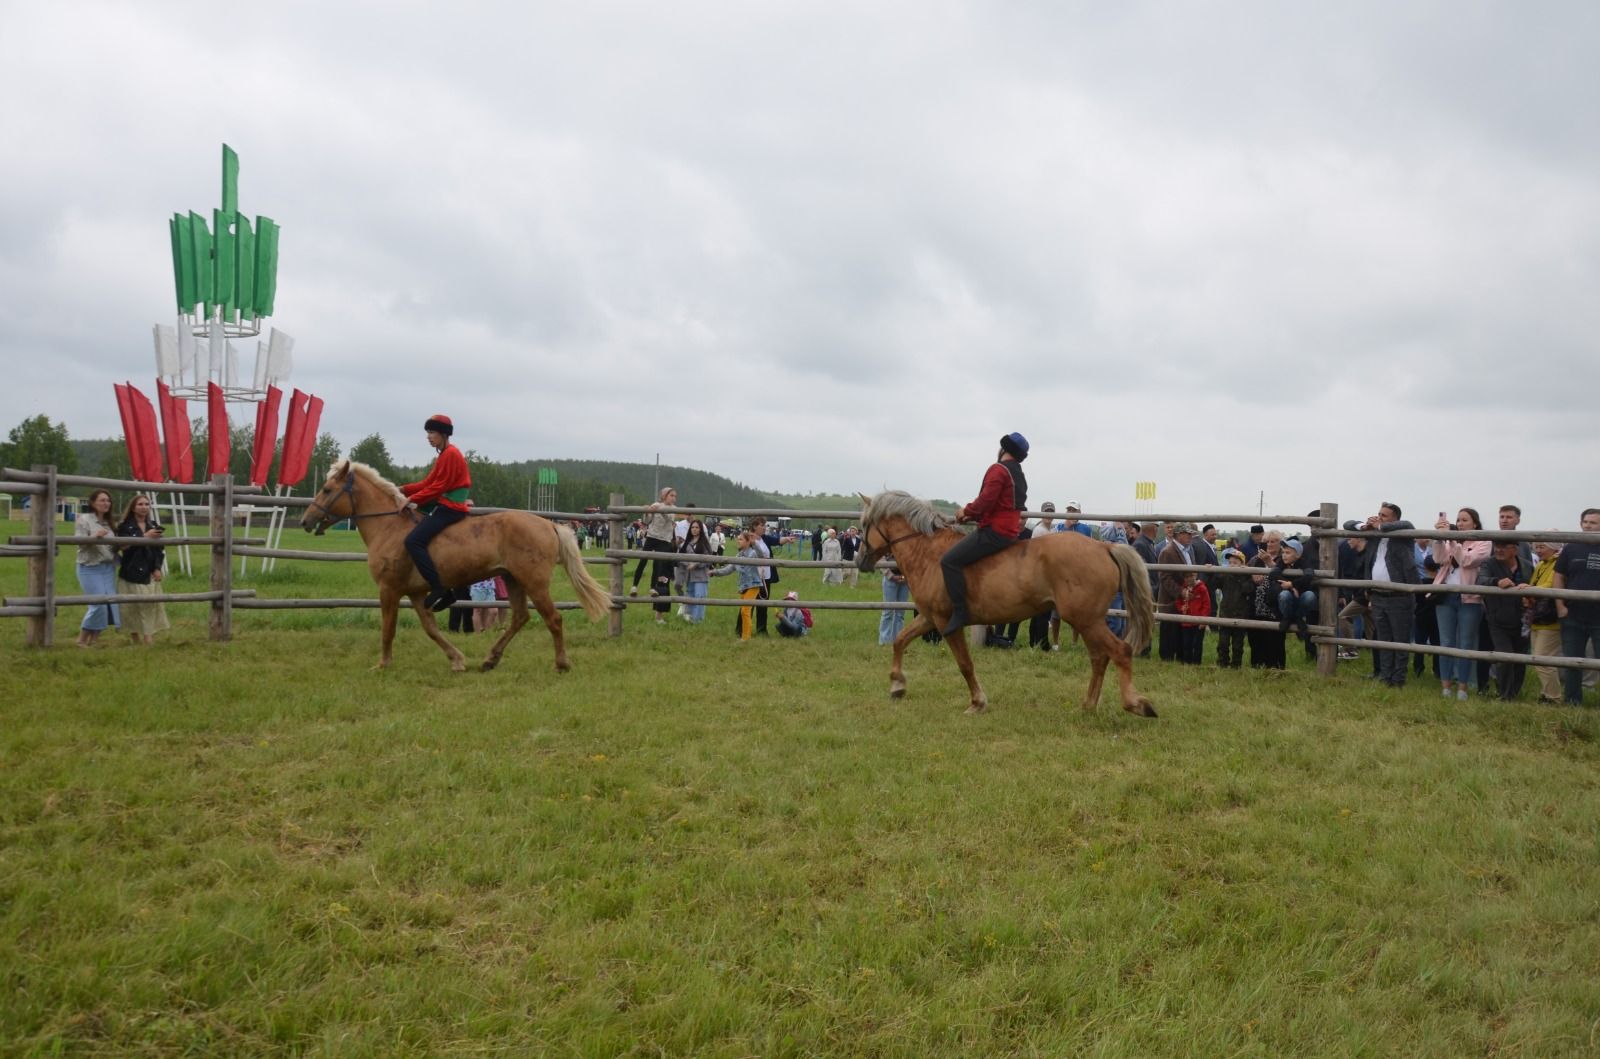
(964, 702, 988, 715)
(889, 687, 906, 700)
(555, 660, 572, 674)
(480, 659, 498, 672)
(450, 660, 467, 673)
(1125, 698, 1157, 718)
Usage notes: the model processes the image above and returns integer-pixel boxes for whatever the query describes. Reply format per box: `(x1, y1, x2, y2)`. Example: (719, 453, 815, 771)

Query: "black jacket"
(116, 517, 166, 584)
(1343, 520, 1419, 586)
(1476, 554, 1532, 627)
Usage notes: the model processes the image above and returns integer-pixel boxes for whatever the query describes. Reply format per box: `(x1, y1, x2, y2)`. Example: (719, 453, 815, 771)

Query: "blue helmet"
(999, 432, 1029, 460)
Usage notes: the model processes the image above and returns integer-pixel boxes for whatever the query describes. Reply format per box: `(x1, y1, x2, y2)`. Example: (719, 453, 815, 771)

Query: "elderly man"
(1477, 538, 1532, 700)
(1157, 522, 1199, 662)
(1554, 507, 1600, 706)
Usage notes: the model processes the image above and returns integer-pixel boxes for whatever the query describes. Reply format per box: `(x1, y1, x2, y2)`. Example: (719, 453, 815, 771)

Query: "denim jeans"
(1435, 597, 1483, 685)
(1277, 589, 1317, 624)
(1559, 616, 1600, 705)
(879, 576, 910, 645)
(685, 580, 708, 624)
(76, 561, 119, 632)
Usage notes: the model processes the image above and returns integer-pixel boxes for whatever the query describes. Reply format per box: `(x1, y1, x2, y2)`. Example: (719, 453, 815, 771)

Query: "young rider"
(940, 431, 1029, 636)
(400, 414, 472, 611)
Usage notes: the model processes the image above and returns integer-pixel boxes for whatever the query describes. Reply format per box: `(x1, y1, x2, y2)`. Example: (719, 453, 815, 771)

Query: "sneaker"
(1337, 650, 1359, 661)
(1442, 686, 1453, 698)
(1456, 688, 1468, 701)
(629, 586, 639, 597)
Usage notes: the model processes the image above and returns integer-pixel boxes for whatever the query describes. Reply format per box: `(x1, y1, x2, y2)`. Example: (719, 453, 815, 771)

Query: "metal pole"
(1316, 501, 1338, 677)
(607, 491, 625, 638)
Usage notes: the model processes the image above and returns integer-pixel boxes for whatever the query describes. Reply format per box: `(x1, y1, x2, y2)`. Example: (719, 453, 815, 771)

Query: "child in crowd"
(777, 590, 813, 637)
(721, 531, 765, 640)
(1176, 572, 1211, 665)
(1216, 548, 1250, 668)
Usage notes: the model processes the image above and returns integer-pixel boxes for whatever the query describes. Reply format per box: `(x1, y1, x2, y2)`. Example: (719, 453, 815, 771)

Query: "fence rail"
(5, 472, 1598, 686)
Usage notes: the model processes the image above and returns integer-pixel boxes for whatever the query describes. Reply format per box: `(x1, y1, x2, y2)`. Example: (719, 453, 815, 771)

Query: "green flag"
(222, 144, 239, 214)
(254, 217, 279, 318)
(214, 209, 236, 320)
(235, 215, 255, 322)
(189, 211, 213, 317)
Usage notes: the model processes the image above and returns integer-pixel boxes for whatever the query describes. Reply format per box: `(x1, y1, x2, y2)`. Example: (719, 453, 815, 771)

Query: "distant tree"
(348, 433, 399, 482)
(309, 432, 342, 484)
(0, 415, 77, 473)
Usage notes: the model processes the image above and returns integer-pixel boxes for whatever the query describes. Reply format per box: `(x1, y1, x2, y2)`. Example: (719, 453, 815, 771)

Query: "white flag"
(225, 340, 240, 388)
(208, 316, 225, 378)
(176, 318, 198, 383)
(252, 339, 269, 391)
(153, 324, 180, 379)
(266, 328, 295, 382)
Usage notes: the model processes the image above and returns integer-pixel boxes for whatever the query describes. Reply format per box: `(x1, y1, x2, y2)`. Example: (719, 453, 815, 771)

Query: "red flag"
(126, 384, 165, 483)
(279, 392, 323, 487)
(207, 382, 231, 477)
(277, 388, 309, 486)
(113, 383, 144, 480)
(157, 380, 194, 484)
(249, 384, 283, 486)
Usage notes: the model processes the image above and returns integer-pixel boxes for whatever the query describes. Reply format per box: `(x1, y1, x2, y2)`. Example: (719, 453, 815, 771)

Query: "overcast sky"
(3, 2, 1596, 530)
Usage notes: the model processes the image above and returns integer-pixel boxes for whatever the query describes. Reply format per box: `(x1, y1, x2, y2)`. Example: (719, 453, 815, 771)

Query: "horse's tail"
(1110, 542, 1155, 655)
(556, 524, 611, 620)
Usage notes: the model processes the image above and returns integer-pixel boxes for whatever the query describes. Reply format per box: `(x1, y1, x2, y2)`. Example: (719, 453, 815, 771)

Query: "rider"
(400, 414, 472, 611)
(940, 431, 1029, 636)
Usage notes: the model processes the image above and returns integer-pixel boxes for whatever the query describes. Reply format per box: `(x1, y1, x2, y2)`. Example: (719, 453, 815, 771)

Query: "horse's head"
(302, 460, 356, 536)
(857, 489, 954, 571)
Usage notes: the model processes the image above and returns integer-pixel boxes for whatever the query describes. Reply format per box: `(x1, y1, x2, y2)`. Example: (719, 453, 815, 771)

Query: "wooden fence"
(5, 468, 1599, 682)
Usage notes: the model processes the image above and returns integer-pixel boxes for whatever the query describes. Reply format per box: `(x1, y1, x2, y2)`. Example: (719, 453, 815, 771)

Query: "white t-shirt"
(1372, 538, 1392, 583)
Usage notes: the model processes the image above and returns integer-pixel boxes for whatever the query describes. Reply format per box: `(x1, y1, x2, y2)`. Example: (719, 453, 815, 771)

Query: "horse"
(300, 460, 612, 673)
(857, 490, 1157, 717)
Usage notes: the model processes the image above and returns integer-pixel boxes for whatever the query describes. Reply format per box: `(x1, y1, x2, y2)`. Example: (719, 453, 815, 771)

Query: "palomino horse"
(857, 490, 1157, 717)
(300, 460, 611, 673)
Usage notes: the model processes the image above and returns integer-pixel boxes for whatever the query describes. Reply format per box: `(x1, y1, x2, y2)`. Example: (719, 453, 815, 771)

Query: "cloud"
(2, 1, 1597, 531)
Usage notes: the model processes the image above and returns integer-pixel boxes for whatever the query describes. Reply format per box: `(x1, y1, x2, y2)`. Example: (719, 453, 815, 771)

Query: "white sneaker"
(1442, 686, 1453, 698)
(629, 586, 639, 597)
(1456, 688, 1468, 701)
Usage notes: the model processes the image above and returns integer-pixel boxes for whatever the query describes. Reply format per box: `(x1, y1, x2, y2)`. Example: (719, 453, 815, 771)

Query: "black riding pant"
(940, 527, 1015, 624)
(405, 507, 467, 592)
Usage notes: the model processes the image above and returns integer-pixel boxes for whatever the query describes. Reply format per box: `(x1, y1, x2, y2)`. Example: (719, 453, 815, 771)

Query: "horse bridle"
(860, 522, 922, 570)
(305, 474, 409, 535)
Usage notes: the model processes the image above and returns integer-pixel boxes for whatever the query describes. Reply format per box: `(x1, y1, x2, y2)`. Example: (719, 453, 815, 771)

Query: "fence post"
(209, 472, 234, 641)
(24, 464, 57, 647)
(607, 492, 625, 638)
(1317, 501, 1338, 677)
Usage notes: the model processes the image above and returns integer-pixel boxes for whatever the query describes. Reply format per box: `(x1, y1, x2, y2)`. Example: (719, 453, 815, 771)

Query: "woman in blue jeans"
(1429, 508, 1491, 701)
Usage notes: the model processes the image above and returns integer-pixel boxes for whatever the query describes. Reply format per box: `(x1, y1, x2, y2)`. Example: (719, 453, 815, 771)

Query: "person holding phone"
(1430, 507, 1491, 701)
(115, 493, 169, 645)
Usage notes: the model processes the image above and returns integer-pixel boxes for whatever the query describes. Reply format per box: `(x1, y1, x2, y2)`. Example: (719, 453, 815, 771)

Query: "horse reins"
(306, 474, 410, 534)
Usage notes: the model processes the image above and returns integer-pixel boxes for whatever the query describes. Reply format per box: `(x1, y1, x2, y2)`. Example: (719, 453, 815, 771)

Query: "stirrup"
(425, 588, 456, 612)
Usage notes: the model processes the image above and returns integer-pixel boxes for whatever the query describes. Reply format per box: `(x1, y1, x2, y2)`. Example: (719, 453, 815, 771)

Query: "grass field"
(4, 519, 1600, 1056)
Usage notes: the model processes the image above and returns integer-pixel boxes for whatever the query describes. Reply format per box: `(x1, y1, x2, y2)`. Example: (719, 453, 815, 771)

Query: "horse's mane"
(332, 459, 410, 508)
(862, 490, 955, 536)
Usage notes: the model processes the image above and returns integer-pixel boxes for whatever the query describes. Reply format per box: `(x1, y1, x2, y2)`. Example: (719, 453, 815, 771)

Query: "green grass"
(4, 520, 1600, 1056)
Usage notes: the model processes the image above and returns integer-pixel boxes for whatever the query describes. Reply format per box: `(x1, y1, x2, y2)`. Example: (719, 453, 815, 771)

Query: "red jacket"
(401, 444, 471, 512)
(961, 462, 1022, 538)
(1176, 583, 1212, 625)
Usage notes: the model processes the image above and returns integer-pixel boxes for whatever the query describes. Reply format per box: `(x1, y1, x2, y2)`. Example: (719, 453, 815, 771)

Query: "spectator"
(1240, 525, 1266, 561)
(1062, 503, 1092, 537)
(1215, 547, 1250, 668)
(1247, 548, 1285, 669)
(630, 487, 678, 623)
(1430, 507, 1491, 701)
(1476, 539, 1531, 701)
(1336, 534, 1371, 663)
(729, 530, 766, 640)
(470, 577, 500, 632)
(812, 524, 824, 562)
(672, 505, 693, 616)
(1413, 552, 1443, 680)
(777, 590, 813, 637)
(1026, 503, 1059, 649)
(841, 527, 861, 588)
(1346, 503, 1420, 688)
(1553, 507, 1600, 706)
(115, 494, 168, 646)
(1194, 522, 1220, 600)
(1478, 504, 1535, 691)
(879, 562, 911, 646)
(676, 517, 716, 624)
(709, 523, 726, 556)
(820, 528, 844, 585)
(73, 488, 120, 648)
(1176, 572, 1211, 665)
(1527, 538, 1564, 704)
(1272, 538, 1316, 642)
(749, 517, 796, 636)
(1157, 522, 1198, 662)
